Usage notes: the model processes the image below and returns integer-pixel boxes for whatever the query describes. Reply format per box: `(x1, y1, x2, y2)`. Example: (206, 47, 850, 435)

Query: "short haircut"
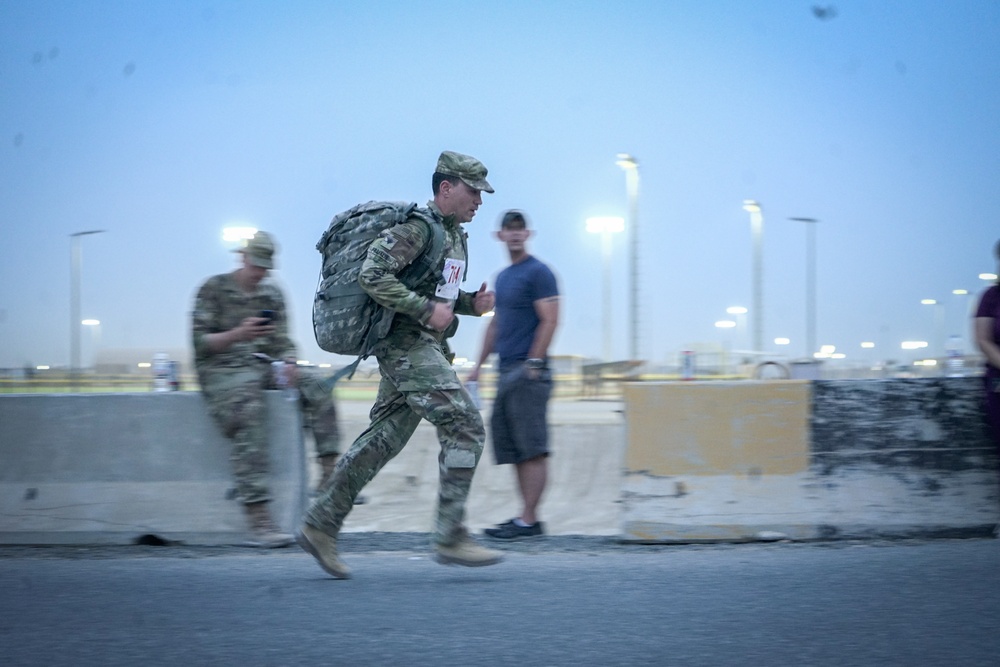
(499, 209, 528, 229)
(432, 172, 461, 195)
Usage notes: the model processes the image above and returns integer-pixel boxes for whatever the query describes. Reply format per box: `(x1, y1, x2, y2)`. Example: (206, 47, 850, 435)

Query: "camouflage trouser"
(305, 328, 484, 547)
(296, 367, 341, 458)
(200, 365, 340, 504)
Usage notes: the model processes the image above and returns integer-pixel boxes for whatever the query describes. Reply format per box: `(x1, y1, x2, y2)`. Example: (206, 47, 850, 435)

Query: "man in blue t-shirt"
(468, 210, 560, 539)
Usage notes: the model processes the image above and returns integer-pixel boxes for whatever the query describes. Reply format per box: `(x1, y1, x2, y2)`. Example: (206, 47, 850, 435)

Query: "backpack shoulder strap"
(398, 206, 446, 288)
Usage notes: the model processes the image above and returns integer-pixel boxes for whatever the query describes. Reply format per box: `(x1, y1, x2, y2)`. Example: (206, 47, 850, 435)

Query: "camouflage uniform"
(306, 200, 486, 547)
(192, 271, 340, 505)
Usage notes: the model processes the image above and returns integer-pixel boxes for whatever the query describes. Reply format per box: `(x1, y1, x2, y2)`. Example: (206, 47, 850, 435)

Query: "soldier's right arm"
(359, 219, 436, 325)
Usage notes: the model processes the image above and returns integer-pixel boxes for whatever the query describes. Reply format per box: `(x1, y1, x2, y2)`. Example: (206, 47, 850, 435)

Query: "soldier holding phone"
(191, 231, 343, 547)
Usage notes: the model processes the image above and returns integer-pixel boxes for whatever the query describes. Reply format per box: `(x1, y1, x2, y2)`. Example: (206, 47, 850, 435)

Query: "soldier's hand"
(474, 282, 495, 315)
(427, 302, 455, 332)
(237, 316, 275, 342)
(283, 359, 300, 387)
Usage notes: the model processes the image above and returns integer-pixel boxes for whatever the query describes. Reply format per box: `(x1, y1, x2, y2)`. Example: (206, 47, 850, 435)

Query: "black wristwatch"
(525, 358, 546, 370)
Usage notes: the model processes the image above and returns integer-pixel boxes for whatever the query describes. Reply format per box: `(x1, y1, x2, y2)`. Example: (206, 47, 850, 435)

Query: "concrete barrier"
(6, 378, 992, 546)
(334, 400, 626, 536)
(622, 378, 999, 542)
(0, 392, 306, 545)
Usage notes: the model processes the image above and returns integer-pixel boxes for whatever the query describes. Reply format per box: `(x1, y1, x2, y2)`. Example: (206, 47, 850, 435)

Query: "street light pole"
(70, 230, 105, 384)
(616, 154, 640, 362)
(789, 217, 819, 359)
(82, 319, 101, 370)
(920, 299, 945, 363)
(742, 201, 764, 356)
(586, 217, 625, 361)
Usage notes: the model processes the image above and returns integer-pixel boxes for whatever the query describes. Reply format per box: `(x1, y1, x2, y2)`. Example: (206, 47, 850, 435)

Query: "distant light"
(860, 342, 875, 349)
(318, 363, 331, 369)
(914, 359, 938, 367)
(901, 341, 928, 350)
(774, 337, 790, 345)
(222, 226, 258, 243)
(137, 362, 151, 368)
(296, 360, 309, 366)
(36, 365, 50, 370)
(981, 273, 998, 281)
(831, 353, 846, 359)
(920, 299, 937, 305)
(715, 320, 736, 329)
(726, 306, 748, 315)
(820, 345, 836, 355)
(952, 289, 968, 295)
(742, 199, 761, 214)
(585, 216, 625, 234)
(81, 319, 100, 326)
(813, 351, 829, 359)
(615, 153, 638, 170)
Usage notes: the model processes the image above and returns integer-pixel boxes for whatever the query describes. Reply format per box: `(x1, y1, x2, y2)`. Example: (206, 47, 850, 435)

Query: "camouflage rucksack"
(312, 200, 445, 366)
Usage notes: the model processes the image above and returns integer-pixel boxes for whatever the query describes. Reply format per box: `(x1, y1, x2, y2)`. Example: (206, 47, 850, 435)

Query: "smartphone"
(259, 309, 275, 323)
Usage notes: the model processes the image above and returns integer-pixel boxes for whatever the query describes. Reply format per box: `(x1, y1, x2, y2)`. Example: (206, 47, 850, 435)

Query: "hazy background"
(2, 0, 998, 372)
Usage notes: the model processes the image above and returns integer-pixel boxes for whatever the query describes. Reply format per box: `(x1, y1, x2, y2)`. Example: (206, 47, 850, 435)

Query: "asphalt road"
(2, 535, 999, 667)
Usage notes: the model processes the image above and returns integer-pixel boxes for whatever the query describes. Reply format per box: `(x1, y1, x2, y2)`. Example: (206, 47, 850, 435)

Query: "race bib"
(435, 258, 465, 301)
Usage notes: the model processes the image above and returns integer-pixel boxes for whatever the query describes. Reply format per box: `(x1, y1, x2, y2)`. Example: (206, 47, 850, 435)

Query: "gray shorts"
(490, 364, 553, 465)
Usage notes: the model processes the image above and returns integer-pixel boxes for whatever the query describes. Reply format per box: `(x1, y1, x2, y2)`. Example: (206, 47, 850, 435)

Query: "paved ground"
(1, 536, 998, 667)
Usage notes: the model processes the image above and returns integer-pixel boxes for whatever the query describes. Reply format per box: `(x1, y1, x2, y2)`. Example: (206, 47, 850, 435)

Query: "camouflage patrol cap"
(236, 231, 277, 269)
(435, 151, 495, 193)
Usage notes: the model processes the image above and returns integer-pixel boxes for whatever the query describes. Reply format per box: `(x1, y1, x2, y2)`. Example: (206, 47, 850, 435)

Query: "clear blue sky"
(1, 0, 998, 370)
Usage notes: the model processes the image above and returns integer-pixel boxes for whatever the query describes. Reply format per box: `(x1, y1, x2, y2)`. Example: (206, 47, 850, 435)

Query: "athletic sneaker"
(484, 520, 545, 540)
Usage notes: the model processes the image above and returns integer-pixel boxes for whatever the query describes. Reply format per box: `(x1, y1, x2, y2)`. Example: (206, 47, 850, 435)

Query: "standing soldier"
(297, 151, 502, 578)
(192, 231, 342, 547)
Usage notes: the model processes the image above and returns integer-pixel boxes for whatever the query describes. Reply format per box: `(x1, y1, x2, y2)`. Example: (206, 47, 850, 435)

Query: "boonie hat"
(435, 151, 495, 193)
(237, 231, 276, 269)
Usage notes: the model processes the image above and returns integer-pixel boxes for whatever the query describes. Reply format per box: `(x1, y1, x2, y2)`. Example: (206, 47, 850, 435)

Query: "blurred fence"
(0, 357, 985, 400)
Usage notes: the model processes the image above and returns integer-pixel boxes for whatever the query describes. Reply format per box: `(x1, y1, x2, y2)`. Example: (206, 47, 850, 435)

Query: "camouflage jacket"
(359, 201, 479, 339)
(191, 271, 297, 373)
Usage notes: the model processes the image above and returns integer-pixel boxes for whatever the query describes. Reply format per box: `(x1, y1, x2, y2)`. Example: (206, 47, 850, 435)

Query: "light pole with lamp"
(951, 289, 971, 356)
(82, 319, 101, 370)
(920, 299, 946, 364)
(586, 216, 624, 361)
(223, 226, 258, 244)
(726, 306, 748, 353)
(742, 201, 764, 356)
(789, 217, 819, 359)
(616, 154, 640, 362)
(715, 319, 737, 375)
(70, 230, 105, 384)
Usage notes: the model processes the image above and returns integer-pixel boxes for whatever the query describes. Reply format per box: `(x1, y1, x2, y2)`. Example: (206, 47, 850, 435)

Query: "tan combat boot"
(296, 523, 351, 579)
(434, 533, 505, 568)
(244, 502, 295, 548)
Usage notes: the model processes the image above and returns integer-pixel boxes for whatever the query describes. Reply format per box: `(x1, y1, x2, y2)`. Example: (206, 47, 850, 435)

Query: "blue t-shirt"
(493, 255, 559, 371)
